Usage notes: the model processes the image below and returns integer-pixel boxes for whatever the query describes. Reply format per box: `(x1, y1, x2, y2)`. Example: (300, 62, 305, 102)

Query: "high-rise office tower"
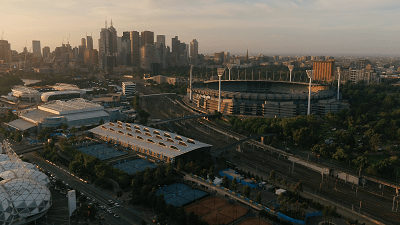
(86, 36, 93, 50)
(130, 31, 140, 67)
(32, 40, 41, 60)
(141, 31, 154, 47)
(313, 60, 335, 81)
(156, 35, 165, 46)
(122, 32, 130, 41)
(81, 38, 86, 50)
(98, 20, 118, 71)
(172, 36, 180, 66)
(117, 37, 131, 65)
(0, 40, 12, 63)
(42, 46, 50, 59)
(190, 39, 198, 65)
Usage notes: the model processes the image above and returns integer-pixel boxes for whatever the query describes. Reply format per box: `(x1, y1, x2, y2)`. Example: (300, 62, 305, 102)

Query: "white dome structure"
(0, 169, 50, 188)
(0, 185, 19, 224)
(0, 178, 51, 221)
(0, 155, 9, 163)
(0, 161, 37, 173)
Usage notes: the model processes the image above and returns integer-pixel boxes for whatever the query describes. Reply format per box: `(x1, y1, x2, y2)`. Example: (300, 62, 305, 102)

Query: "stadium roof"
(11, 86, 39, 94)
(4, 119, 37, 131)
(90, 123, 212, 159)
(20, 109, 57, 124)
(38, 98, 104, 115)
(52, 83, 80, 91)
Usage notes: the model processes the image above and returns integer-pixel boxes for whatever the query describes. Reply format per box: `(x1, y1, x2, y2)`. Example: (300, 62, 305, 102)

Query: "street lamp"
(288, 65, 294, 82)
(189, 65, 193, 101)
(306, 70, 314, 115)
(217, 68, 225, 112)
(337, 67, 341, 100)
(227, 64, 233, 80)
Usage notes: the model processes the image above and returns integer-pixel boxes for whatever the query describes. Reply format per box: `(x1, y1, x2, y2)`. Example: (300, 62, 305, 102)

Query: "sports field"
(185, 197, 247, 225)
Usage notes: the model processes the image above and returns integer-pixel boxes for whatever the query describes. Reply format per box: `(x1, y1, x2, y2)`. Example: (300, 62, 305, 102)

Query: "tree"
(71, 126, 76, 135)
(256, 191, 262, 203)
(243, 185, 250, 198)
(62, 124, 68, 133)
(332, 148, 349, 163)
(222, 175, 229, 188)
(269, 170, 276, 181)
(353, 156, 369, 176)
(208, 172, 215, 183)
(231, 178, 238, 192)
(294, 182, 303, 193)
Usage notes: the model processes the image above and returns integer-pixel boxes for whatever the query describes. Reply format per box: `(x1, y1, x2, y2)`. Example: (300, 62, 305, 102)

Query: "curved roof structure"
(0, 169, 50, 187)
(0, 161, 37, 173)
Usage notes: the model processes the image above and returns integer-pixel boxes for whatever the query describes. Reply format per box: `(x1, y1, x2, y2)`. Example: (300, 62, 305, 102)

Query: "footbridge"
(146, 113, 214, 126)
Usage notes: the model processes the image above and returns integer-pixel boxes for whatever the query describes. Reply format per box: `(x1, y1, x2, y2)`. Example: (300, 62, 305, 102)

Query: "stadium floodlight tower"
(306, 70, 314, 115)
(217, 68, 225, 112)
(189, 65, 193, 101)
(227, 63, 233, 80)
(337, 67, 341, 100)
(288, 65, 294, 82)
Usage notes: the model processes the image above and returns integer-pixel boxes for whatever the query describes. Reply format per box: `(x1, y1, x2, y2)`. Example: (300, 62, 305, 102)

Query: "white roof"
(38, 98, 104, 115)
(4, 119, 36, 131)
(20, 109, 57, 124)
(0, 168, 50, 187)
(64, 110, 109, 122)
(90, 123, 212, 158)
(11, 86, 39, 94)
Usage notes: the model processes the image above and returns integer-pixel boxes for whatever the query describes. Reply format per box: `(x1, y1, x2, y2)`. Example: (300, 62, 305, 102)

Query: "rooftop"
(90, 122, 212, 158)
(38, 98, 104, 115)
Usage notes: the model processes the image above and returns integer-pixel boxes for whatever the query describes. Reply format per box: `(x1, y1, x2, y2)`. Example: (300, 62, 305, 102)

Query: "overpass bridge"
(213, 133, 276, 158)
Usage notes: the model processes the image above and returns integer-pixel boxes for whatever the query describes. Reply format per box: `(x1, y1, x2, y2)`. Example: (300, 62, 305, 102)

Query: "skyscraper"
(86, 36, 93, 50)
(190, 39, 198, 65)
(42, 46, 50, 59)
(98, 20, 118, 71)
(156, 35, 165, 46)
(141, 31, 154, 47)
(130, 31, 140, 67)
(32, 40, 41, 60)
(81, 38, 86, 50)
(171, 36, 180, 66)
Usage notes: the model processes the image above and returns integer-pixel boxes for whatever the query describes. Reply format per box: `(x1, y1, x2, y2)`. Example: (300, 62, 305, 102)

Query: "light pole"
(189, 65, 193, 101)
(288, 65, 294, 82)
(227, 64, 233, 80)
(337, 67, 341, 100)
(217, 68, 225, 112)
(306, 70, 314, 115)
(393, 195, 400, 212)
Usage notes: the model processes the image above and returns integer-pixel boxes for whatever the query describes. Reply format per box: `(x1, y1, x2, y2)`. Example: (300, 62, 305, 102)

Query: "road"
(24, 152, 146, 225)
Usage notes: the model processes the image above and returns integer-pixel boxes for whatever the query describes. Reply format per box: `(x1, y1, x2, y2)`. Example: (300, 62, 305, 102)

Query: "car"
(108, 200, 113, 204)
(114, 203, 120, 207)
(99, 205, 105, 210)
(113, 214, 119, 218)
(107, 209, 112, 214)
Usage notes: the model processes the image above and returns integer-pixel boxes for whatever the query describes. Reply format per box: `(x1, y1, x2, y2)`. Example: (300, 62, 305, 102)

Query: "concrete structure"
(141, 31, 154, 47)
(140, 44, 154, 70)
(89, 122, 212, 163)
(32, 40, 41, 60)
(190, 80, 348, 117)
(130, 31, 140, 67)
(42, 46, 50, 60)
(122, 81, 136, 96)
(98, 20, 118, 72)
(11, 86, 41, 102)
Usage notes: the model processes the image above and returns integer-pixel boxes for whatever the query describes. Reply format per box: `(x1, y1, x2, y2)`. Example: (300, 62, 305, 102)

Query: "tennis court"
(76, 144, 127, 161)
(112, 159, 157, 175)
(156, 183, 208, 207)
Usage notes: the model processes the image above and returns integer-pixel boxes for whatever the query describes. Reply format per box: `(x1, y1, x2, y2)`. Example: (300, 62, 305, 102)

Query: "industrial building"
(5, 98, 112, 133)
(190, 80, 348, 118)
(89, 122, 212, 163)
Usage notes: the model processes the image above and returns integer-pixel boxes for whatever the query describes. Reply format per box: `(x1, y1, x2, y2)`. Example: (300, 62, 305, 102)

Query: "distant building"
(141, 31, 154, 47)
(42, 46, 51, 61)
(156, 35, 165, 46)
(122, 81, 136, 96)
(140, 44, 154, 70)
(98, 20, 118, 72)
(84, 49, 98, 65)
(313, 60, 335, 81)
(130, 31, 140, 67)
(86, 35, 93, 50)
(32, 40, 41, 60)
(190, 39, 198, 65)
(0, 40, 12, 63)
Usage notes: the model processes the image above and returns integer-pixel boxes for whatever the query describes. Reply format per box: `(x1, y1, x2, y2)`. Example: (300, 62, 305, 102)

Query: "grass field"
(185, 197, 248, 225)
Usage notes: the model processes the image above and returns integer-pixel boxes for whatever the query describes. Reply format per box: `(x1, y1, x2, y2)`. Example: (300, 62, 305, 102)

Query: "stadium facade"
(89, 122, 212, 163)
(0, 141, 52, 225)
(5, 99, 113, 133)
(190, 80, 348, 118)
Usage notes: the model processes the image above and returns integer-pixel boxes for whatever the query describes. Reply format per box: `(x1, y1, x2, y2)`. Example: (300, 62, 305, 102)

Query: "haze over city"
(2, 0, 400, 55)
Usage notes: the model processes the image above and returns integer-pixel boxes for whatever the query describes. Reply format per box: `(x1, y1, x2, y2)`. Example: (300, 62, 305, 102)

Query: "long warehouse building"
(89, 122, 212, 163)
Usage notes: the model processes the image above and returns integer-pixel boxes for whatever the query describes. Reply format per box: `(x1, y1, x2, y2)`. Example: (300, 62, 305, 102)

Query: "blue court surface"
(112, 159, 157, 175)
(76, 144, 127, 161)
(156, 183, 207, 207)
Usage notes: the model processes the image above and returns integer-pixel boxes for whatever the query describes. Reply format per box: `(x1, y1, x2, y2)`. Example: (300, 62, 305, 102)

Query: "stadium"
(190, 80, 348, 118)
(0, 141, 52, 225)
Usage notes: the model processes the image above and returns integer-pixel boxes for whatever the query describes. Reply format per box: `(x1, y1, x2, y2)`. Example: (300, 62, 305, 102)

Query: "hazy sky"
(2, 0, 400, 55)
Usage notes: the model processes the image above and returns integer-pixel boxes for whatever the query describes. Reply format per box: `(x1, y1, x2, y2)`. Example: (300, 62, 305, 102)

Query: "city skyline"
(2, 0, 400, 55)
